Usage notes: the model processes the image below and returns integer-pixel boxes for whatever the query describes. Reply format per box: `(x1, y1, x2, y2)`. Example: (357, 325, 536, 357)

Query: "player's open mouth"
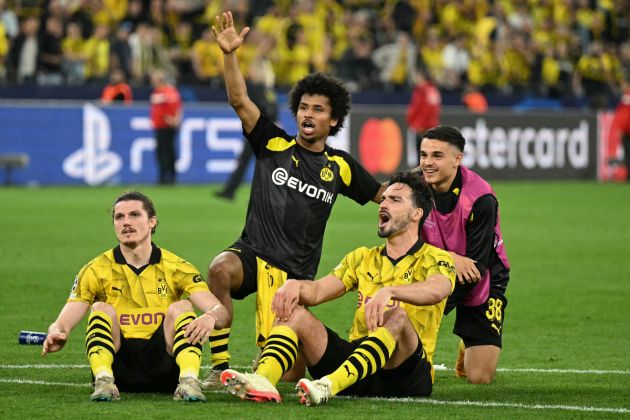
(379, 212, 390, 227)
(121, 229, 135, 234)
(302, 120, 315, 135)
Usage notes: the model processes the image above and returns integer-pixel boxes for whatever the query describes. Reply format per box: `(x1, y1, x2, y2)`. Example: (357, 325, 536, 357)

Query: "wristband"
(204, 311, 218, 323)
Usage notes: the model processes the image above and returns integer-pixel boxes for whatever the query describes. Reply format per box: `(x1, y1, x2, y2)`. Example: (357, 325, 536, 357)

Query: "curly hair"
(112, 191, 158, 234)
(288, 72, 351, 137)
(388, 170, 433, 226)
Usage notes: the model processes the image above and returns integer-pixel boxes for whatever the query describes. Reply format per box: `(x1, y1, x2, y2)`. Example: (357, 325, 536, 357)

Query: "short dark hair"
(112, 191, 158, 234)
(388, 170, 433, 226)
(422, 125, 466, 152)
(288, 72, 350, 137)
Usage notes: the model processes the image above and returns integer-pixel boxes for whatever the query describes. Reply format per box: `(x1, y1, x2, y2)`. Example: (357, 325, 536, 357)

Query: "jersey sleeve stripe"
(325, 152, 352, 186)
(265, 137, 296, 151)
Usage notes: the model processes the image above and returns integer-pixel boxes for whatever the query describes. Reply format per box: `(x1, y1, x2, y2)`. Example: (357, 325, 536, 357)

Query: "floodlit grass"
(0, 182, 629, 418)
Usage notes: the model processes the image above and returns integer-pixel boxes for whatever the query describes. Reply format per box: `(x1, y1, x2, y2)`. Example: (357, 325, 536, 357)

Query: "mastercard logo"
(358, 118, 403, 174)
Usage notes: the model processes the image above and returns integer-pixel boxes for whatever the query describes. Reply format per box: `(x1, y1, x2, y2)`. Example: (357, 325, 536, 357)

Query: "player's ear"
(412, 207, 423, 223)
(455, 150, 464, 164)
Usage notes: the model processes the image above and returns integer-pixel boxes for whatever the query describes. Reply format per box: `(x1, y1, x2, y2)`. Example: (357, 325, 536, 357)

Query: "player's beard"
(298, 128, 325, 145)
(378, 211, 412, 238)
(118, 230, 150, 249)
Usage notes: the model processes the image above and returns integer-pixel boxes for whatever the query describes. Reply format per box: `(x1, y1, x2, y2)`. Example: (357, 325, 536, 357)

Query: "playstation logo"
(62, 104, 122, 185)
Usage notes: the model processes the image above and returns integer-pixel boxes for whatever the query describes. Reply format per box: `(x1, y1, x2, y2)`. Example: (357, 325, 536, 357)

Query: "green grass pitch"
(0, 181, 629, 418)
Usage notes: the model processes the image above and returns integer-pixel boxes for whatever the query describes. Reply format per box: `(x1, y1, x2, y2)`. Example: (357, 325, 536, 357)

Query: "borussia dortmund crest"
(157, 278, 168, 298)
(320, 167, 334, 182)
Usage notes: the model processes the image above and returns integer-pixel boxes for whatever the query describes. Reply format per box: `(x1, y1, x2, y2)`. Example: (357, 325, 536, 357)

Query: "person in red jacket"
(612, 81, 630, 181)
(406, 72, 441, 165)
(150, 69, 182, 184)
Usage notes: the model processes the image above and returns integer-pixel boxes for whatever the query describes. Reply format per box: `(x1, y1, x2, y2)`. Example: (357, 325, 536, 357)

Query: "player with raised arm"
(219, 171, 455, 405)
(202, 11, 385, 387)
(42, 191, 229, 402)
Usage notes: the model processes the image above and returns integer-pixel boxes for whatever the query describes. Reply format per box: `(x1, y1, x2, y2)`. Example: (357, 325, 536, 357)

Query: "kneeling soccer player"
(220, 171, 455, 405)
(42, 191, 229, 402)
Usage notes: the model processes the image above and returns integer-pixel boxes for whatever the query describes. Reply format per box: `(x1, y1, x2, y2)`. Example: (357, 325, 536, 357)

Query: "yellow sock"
(173, 312, 202, 379)
(255, 325, 298, 385)
(326, 327, 396, 395)
(209, 327, 230, 370)
(85, 311, 115, 378)
(455, 339, 466, 379)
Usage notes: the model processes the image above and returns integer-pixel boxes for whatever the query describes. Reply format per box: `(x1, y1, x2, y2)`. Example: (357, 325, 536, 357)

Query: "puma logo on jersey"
(291, 155, 299, 167)
(491, 323, 502, 335)
(111, 285, 124, 294)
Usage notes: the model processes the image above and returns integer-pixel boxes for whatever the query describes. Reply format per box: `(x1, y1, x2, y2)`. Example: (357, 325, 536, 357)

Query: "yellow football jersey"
(331, 241, 455, 365)
(68, 245, 208, 339)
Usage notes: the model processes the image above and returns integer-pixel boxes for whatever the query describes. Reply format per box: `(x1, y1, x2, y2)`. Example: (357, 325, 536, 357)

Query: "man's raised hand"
(212, 11, 250, 54)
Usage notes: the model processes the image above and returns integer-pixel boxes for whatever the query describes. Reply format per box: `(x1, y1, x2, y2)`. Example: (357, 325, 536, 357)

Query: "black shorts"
(225, 240, 259, 300)
(453, 291, 508, 348)
(444, 282, 475, 314)
(308, 327, 432, 398)
(110, 323, 179, 393)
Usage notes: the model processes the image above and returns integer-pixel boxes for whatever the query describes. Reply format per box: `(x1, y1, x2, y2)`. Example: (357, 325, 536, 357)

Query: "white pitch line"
(0, 364, 89, 369)
(496, 367, 630, 375)
(0, 377, 627, 414)
(2, 364, 629, 375)
(0, 378, 91, 388)
(353, 397, 630, 414)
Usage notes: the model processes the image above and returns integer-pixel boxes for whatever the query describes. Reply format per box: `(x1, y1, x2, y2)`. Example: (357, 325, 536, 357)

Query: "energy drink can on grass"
(18, 331, 47, 345)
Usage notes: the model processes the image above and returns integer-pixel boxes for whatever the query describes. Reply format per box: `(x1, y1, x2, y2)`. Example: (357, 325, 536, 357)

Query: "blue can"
(18, 331, 47, 345)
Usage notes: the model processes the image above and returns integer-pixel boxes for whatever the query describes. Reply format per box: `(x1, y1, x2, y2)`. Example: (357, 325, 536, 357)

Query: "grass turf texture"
(0, 182, 629, 418)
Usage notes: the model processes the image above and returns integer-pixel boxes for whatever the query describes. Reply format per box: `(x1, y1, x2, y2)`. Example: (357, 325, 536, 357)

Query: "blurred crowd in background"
(1, 0, 629, 108)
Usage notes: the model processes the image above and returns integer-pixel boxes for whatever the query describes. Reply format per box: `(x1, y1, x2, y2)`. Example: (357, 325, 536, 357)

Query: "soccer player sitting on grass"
(42, 191, 229, 402)
(220, 171, 455, 405)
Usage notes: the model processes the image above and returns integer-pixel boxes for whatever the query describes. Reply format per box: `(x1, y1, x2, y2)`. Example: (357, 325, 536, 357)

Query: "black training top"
(238, 115, 381, 279)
